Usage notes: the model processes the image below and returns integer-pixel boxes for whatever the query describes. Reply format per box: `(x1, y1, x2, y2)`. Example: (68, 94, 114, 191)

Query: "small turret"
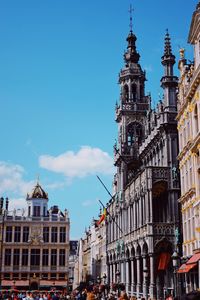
(160, 30, 178, 111)
(161, 30, 175, 77)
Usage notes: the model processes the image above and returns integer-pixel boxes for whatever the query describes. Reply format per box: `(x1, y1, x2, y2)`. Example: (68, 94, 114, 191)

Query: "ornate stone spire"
(161, 30, 175, 76)
(160, 30, 178, 111)
(162, 30, 175, 67)
(124, 5, 140, 64)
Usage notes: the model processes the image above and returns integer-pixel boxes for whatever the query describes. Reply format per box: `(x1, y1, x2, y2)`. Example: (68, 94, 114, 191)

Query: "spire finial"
(129, 4, 134, 32)
(164, 29, 172, 56)
(36, 174, 40, 185)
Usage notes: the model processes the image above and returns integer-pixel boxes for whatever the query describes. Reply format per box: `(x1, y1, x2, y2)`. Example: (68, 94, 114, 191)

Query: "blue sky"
(0, 0, 197, 239)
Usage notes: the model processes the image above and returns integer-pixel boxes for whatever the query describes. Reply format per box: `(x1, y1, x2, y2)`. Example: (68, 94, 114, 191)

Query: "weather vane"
(129, 4, 134, 32)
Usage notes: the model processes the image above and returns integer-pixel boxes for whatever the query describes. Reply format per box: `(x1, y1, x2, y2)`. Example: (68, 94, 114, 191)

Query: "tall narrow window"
(4, 249, 11, 266)
(51, 249, 57, 266)
(60, 227, 66, 243)
(14, 226, 21, 243)
(6, 226, 12, 242)
(33, 206, 40, 217)
(13, 249, 20, 266)
(23, 227, 29, 242)
(127, 122, 143, 146)
(51, 227, 58, 243)
(59, 249, 65, 266)
(22, 249, 28, 266)
(42, 249, 49, 266)
(132, 84, 137, 101)
(123, 85, 129, 102)
(194, 104, 199, 135)
(43, 227, 49, 243)
(31, 249, 40, 266)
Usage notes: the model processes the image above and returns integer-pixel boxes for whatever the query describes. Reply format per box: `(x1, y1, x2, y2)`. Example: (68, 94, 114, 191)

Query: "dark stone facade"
(106, 28, 181, 299)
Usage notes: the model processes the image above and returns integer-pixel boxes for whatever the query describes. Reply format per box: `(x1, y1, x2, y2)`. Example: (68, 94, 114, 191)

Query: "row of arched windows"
(122, 83, 144, 102)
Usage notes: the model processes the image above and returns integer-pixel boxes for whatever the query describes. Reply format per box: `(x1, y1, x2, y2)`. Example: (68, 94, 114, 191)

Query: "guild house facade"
(0, 182, 70, 291)
(177, 1, 200, 292)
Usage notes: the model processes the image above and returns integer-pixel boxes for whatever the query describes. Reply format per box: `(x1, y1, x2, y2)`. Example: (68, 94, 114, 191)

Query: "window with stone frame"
(21, 273, 28, 280)
(59, 249, 65, 266)
(59, 273, 65, 280)
(23, 226, 29, 242)
(14, 226, 21, 243)
(42, 249, 49, 266)
(4, 273, 10, 279)
(60, 227, 66, 243)
(127, 122, 143, 146)
(13, 249, 20, 266)
(22, 249, 28, 266)
(51, 249, 57, 266)
(31, 249, 40, 266)
(194, 103, 199, 135)
(51, 227, 58, 243)
(43, 227, 49, 243)
(4, 249, 11, 266)
(33, 206, 41, 217)
(5, 226, 12, 242)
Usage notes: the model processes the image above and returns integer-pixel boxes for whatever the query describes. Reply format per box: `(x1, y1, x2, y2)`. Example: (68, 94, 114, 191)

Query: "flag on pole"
(97, 208, 106, 225)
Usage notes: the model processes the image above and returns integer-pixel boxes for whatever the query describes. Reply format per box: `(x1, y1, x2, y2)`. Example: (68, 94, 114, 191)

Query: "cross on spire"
(129, 4, 134, 32)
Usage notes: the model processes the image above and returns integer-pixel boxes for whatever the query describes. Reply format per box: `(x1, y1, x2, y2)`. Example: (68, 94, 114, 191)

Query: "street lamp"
(172, 251, 180, 298)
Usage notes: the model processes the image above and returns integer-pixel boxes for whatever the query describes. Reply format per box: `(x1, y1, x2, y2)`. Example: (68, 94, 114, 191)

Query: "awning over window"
(177, 263, 197, 273)
(187, 252, 200, 264)
(158, 252, 171, 270)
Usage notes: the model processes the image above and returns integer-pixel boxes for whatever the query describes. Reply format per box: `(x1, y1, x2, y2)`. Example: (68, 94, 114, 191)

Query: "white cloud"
(0, 161, 34, 196)
(39, 146, 114, 178)
(9, 197, 27, 212)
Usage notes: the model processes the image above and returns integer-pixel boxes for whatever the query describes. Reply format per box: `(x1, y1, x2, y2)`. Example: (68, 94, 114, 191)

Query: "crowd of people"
(0, 289, 199, 300)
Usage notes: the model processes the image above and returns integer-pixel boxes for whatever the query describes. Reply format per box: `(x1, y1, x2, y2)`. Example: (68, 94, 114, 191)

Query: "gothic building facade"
(106, 25, 181, 299)
(0, 182, 70, 291)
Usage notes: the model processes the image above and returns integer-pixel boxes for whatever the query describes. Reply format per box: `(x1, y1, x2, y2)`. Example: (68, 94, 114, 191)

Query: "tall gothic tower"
(114, 25, 151, 192)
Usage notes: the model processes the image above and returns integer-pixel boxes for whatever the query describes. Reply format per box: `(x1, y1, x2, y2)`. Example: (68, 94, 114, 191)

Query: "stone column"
(131, 258, 136, 295)
(133, 202, 136, 230)
(149, 189, 153, 223)
(149, 254, 156, 299)
(113, 263, 116, 283)
(109, 263, 112, 285)
(142, 255, 148, 299)
(145, 192, 149, 223)
(136, 256, 141, 298)
(125, 259, 129, 293)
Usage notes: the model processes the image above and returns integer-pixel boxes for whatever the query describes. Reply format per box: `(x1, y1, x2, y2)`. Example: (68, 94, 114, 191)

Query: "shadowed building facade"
(0, 182, 70, 290)
(106, 23, 181, 299)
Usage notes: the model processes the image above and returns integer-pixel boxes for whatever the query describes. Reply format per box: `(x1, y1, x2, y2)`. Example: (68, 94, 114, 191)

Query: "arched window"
(140, 84, 144, 99)
(131, 84, 137, 102)
(127, 122, 143, 146)
(123, 85, 129, 102)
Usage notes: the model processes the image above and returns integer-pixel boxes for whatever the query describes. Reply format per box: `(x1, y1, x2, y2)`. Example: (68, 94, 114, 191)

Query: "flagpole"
(96, 176, 123, 234)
